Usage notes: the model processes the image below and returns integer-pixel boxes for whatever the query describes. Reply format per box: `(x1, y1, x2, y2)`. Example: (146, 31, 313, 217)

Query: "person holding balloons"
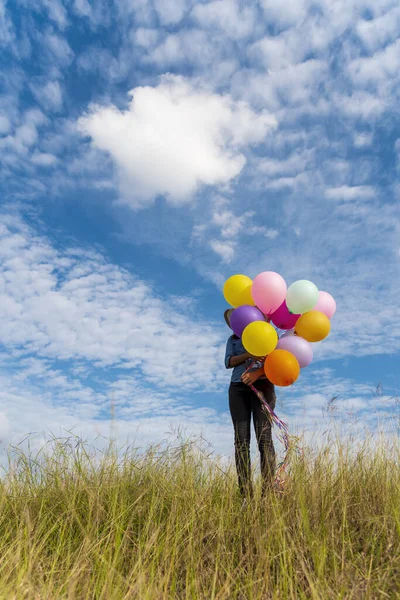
(223, 272, 336, 501)
(224, 307, 276, 501)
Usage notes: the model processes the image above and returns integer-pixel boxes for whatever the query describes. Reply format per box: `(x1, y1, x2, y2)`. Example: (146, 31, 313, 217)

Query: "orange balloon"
(264, 349, 300, 387)
(295, 310, 331, 342)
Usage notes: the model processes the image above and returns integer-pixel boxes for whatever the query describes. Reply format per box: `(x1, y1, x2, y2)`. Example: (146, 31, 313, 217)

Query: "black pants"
(229, 380, 276, 498)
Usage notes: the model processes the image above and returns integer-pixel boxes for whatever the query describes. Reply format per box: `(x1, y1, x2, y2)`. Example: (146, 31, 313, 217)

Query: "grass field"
(0, 432, 399, 599)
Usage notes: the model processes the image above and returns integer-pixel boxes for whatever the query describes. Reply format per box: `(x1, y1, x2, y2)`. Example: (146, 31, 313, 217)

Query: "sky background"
(0, 0, 399, 463)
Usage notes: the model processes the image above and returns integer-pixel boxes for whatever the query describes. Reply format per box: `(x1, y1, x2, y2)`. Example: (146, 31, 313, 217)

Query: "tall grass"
(0, 433, 399, 599)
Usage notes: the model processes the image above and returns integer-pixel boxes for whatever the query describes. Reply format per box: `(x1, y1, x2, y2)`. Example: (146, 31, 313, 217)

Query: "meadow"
(0, 431, 399, 599)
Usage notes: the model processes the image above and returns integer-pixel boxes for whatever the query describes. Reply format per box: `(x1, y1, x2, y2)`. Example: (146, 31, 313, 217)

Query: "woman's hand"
(241, 370, 261, 386)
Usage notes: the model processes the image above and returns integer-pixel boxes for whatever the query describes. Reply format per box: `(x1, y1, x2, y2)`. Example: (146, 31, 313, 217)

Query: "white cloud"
(334, 91, 387, 119)
(356, 6, 400, 53)
(0, 109, 47, 155)
(212, 208, 253, 238)
(192, 0, 256, 39)
(133, 27, 159, 48)
(154, 0, 189, 25)
(0, 0, 14, 46)
(263, 172, 310, 190)
(31, 80, 63, 111)
(259, 0, 309, 29)
(31, 152, 58, 166)
(353, 132, 373, 148)
(11, 124, 37, 149)
(17, 0, 68, 29)
(209, 239, 235, 263)
(193, 200, 281, 266)
(348, 38, 400, 87)
(78, 75, 277, 208)
(41, 0, 68, 29)
(317, 0, 398, 39)
(249, 35, 299, 70)
(232, 59, 327, 114)
(258, 150, 314, 178)
(0, 114, 10, 134)
(74, 0, 92, 18)
(264, 228, 279, 239)
(145, 29, 219, 69)
(325, 185, 375, 201)
(43, 31, 74, 67)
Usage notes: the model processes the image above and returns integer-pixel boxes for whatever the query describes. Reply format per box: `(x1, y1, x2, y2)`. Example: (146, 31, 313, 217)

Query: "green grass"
(0, 433, 399, 599)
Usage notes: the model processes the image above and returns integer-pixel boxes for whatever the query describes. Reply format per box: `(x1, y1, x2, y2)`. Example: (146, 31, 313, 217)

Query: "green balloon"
(286, 280, 319, 314)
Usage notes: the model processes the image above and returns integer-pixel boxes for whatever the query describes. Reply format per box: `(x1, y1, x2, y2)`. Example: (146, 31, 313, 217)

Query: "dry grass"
(0, 433, 399, 599)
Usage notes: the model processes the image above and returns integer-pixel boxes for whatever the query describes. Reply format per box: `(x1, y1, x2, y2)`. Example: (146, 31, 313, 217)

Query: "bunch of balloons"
(223, 272, 336, 387)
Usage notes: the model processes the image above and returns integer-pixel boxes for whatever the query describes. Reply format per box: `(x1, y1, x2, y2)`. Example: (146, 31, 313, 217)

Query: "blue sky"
(0, 0, 399, 460)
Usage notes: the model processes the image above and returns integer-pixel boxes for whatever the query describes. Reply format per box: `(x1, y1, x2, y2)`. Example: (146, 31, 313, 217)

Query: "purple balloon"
(270, 300, 300, 330)
(277, 335, 313, 368)
(230, 305, 265, 337)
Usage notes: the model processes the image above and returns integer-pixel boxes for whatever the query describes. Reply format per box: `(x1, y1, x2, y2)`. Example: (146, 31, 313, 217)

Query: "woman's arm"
(225, 336, 252, 369)
(228, 352, 252, 368)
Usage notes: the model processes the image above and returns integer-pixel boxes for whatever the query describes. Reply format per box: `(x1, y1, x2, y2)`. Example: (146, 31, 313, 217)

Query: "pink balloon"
(251, 272, 287, 316)
(277, 335, 313, 368)
(314, 291, 336, 319)
(270, 300, 300, 330)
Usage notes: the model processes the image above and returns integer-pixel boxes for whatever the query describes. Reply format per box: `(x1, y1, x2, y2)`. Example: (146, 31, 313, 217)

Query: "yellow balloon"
(223, 274, 255, 308)
(242, 321, 278, 357)
(295, 310, 331, 342)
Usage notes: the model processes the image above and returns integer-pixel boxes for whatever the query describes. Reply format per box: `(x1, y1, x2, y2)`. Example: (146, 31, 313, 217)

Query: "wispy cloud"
(0, 0, 14, 47)
(0, 209, 227, 390)
(325, 186, 376, 201)
(41, 30, 74, 68)
(209, 239, 235, 263)
(192, 0, 256, 40)
(30, 79, 63, 112)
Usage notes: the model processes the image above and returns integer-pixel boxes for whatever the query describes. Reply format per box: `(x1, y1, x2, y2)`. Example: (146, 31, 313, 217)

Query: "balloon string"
(244, 362, 302, 492)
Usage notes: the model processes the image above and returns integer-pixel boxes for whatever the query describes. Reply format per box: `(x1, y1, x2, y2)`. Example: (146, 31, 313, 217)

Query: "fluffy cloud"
(348, 38, 400, 87)
(356, 5, 400, 52)
(78, 75, 277, 208)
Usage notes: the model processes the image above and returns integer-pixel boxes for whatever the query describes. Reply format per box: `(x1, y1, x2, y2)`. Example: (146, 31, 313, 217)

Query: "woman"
(224, 308, 276, 499)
